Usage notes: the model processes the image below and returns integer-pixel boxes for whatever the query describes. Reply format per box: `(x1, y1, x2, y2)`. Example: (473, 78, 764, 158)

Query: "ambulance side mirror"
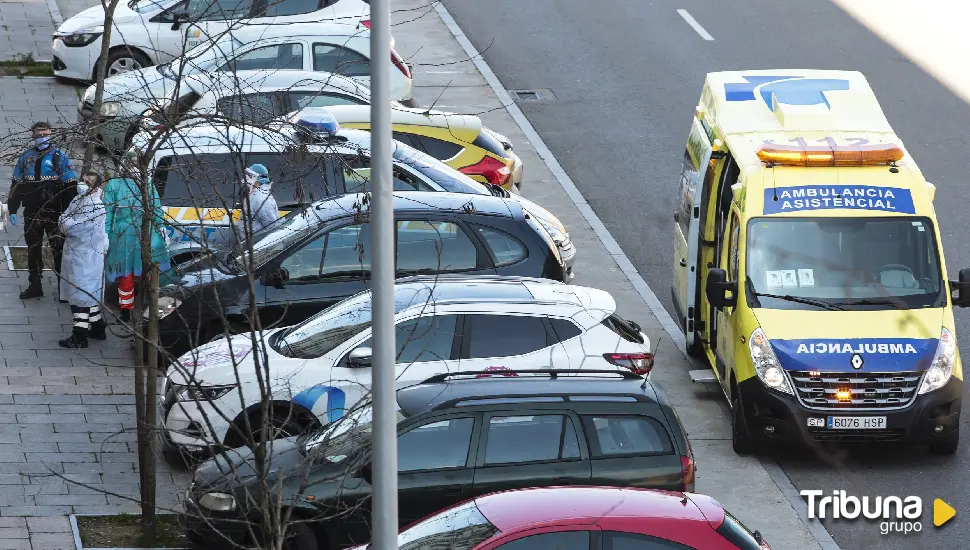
(951, 268, 970, 308)
(706, 267, 737, 309)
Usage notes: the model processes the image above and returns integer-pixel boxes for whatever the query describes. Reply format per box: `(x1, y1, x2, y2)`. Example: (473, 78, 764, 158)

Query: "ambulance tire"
(929, 430, 959, 455)
(686, 336, 705, 359)
(731, 390, 753, 455)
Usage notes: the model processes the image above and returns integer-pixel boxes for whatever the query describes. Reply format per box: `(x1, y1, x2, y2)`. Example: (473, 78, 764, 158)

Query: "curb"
(432, 2, 843, 550)
(70, 514, 191, 550)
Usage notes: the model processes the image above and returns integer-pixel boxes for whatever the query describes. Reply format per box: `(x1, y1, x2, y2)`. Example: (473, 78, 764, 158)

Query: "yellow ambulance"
(671, 70, 970, 455)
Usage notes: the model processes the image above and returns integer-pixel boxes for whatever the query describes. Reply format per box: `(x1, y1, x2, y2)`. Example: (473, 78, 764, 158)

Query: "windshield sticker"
(763, 185, 915, 215)
(770, 338, 938, 372)
(798, 269, 815, 287)
(781, 270, 798, 287)
(766, 270, 785, 288)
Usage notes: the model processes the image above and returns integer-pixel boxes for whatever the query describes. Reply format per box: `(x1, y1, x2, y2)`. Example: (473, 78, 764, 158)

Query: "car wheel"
(225, 409, 315, 450)
(731, 390, 753, 455)
(281, 523, 318, 550)
(104, 48, 149, 78)
(930, 430, 959, 455)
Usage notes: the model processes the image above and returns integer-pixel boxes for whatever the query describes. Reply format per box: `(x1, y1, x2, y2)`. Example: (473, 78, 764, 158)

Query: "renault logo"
(851, 353, 864, 370)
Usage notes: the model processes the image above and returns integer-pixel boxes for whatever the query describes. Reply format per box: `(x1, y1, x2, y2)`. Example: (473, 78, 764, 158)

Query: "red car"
(351, 486, 770, 550)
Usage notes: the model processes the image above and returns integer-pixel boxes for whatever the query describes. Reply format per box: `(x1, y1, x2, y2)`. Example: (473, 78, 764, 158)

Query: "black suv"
(156, 191, 566, 361)
(183, 370, 696, 550)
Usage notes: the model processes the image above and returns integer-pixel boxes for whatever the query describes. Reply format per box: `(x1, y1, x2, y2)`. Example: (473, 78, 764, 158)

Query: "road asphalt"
(439, 0, 970, 548)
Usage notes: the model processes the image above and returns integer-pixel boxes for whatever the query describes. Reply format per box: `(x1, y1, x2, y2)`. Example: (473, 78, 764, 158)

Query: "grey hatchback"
(183, 369, 696, 550)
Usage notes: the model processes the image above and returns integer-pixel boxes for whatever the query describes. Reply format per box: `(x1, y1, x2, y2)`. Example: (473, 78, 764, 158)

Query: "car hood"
(754, 307, 944, 373)
(513, 194, 567, 234)
(161, 254, 239, 292)
(195, 436, 308, 488)
(57, 3, 140, 33)
(92, 67, 171, 105)
(168, 330, 307, 386)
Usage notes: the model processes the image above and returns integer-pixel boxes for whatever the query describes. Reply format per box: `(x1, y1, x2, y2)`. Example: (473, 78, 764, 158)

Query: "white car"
(160, 275, 653, 459)
(52, 0, 374, 81)
(148, 69, 378, 129)
(78, 22, 414, 150)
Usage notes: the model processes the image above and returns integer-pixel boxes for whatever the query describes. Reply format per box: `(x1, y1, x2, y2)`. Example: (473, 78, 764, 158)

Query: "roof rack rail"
(420, 369, 643, 384)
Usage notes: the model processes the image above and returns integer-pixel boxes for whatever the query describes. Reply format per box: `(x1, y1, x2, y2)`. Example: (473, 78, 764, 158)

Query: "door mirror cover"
(952, 268, 970, 307)
(706, 267, 737, 309)
(347, 347, 372, 368)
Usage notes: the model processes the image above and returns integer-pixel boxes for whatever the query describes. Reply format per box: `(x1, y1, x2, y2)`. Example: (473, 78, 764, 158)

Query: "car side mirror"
(951, 268, 970, 307)
(347, 347, 372, 368)
(170, 9, 188, 30)
(359, 462, 372, 483)
(262, 268, 288, 289)
(706, 267, 737, 310)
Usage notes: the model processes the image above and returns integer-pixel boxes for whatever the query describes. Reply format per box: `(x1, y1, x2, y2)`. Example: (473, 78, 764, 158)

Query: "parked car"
(352, 487, 772, 550)
(183, 368, 691, 550)
(133, 109, 574, 276)
(78, 23, 413, 150)
(160, 274, 651, 461)
(327, 104, 522, 190)
(51, 0, 373, 81)
(144, 69, 377, 130)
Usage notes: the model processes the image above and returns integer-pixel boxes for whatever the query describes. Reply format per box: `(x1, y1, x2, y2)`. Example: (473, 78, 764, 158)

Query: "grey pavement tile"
(0, 505, 71, 517)
(56, 473, 103, 486)
(45, 383, 113, 394)
(0, 386, 44, 394)
(0, 517, 27, 529)
(26, 516, 71, 533)
(95, 452, 139, 463)
(79, 395, 132, 405)
(0, 475, 26, 485)
(57, 442, 128, 453)
(35, 493, 106, 506)
(0, 444, 57, 453)
(55, 405, 118, 414)
(0, 368, 41, 377)
(0, 405, 49, 414)
(0, 463, 60, 475)
(13, 395, 80, 405)
(54, 422, 124, 433)
(0, 453, 26, 463)
(28, 532, 78, 550)
(0, 539, 30, 550)
(70, 483, 139, 498)
(0, 495, 32, 506)
(0, 424, 53, 435)
(16, 413, 84, 423)
(21, 432, 88, 443)
(71, 503, 139, 515)
(0, 527, 28, 539)
(62, 462, 134, 474)
(0, 434, 21, 444)
(27, 452, 96, 464)
(20, 482, 69, 496)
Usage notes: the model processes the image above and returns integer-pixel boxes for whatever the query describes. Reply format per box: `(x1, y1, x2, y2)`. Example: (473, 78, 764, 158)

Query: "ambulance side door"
(715, 209, 742, 391)
(671, 118, 713, 353)
(701, 155, 738, 366)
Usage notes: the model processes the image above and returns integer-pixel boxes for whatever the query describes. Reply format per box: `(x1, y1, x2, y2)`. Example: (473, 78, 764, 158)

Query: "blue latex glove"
(8, 214, 17, 226)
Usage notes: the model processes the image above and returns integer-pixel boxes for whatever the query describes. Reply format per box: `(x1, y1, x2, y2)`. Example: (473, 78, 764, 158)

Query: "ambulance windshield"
(745, 217, 945, 310)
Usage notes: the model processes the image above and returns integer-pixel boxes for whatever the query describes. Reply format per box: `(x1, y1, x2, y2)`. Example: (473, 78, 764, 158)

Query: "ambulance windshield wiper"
(746, 277, 846, 311)
(829, 298, 905, 309)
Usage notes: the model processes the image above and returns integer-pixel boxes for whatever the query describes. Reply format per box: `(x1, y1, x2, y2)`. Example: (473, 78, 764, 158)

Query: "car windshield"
(745, 217, 945, 310)
(395, 147, 490, 195)
(367, 500, 498, 550)
(303, 405, 406, 463)
(159, 36, 243, 79)
(272, 284, 436, 359)
(230, 206, 326, 268)
(128, 0, 171, 12)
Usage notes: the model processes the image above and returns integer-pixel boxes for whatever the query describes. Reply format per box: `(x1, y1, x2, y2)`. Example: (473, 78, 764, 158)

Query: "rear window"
(152, 151, 335, 208)
(472, 130, 509, 159)
(580, 415, 673, 457)
(716, 512, 765, 550)
(601, 314, 644, 344)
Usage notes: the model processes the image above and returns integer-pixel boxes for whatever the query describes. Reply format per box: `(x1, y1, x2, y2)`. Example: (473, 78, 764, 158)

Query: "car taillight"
(361, 19, 371, 28)
(602, 352, 654, 376)
(459, 156, 511, 186)
(392, 49, 411, 78)
(680, 455, 695, 492)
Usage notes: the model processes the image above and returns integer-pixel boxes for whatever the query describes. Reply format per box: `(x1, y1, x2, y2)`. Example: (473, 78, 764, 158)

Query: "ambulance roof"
(699, 70, 932, 217)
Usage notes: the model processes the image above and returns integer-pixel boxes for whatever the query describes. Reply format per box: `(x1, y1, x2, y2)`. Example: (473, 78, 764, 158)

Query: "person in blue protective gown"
(102, 166, 171, 325)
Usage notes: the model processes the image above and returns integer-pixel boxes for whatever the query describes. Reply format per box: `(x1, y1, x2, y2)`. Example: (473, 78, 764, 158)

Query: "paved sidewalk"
(0, 0, 60, 63)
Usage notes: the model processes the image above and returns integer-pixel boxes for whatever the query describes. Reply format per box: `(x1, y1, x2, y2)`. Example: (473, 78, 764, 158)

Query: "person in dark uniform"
(7, 122, 78, 300)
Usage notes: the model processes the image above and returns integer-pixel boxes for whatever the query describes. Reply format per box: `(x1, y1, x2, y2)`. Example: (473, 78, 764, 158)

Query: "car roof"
(474, 487, 718, 532)
(307, 191, 516, 221)
(397, 373, 659, 417)
(326, 104, 483, 143)
(225, 22, 368, 43)
(184, 70, 368, 99)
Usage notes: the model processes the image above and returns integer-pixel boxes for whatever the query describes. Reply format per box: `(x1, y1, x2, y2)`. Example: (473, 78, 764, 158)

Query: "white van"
(52, 0, 374, 81)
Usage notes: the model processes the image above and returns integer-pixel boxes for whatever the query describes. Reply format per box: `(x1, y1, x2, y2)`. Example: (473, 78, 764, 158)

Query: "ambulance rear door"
(672, 117, 714, 351)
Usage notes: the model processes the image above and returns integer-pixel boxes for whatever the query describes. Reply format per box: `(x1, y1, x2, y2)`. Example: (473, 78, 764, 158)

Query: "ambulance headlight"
(749, 328, 793, 395)
(919, 327, 956, 395)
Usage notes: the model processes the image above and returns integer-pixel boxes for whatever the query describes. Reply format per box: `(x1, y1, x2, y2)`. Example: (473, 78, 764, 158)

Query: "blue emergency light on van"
(290, 108, 341, 137)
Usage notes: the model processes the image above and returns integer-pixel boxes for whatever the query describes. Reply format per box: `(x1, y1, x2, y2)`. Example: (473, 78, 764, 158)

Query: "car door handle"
(442, 486, 464, 496)
(679, 258, 687, 267)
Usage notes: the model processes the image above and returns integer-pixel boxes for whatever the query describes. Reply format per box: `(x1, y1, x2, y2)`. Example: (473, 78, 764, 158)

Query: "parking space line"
(433, 3, 840, 549)
(677, 9, 715, 41)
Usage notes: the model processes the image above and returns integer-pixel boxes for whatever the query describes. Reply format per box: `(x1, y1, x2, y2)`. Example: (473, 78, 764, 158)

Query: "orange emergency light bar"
(757, 143, 904, 167)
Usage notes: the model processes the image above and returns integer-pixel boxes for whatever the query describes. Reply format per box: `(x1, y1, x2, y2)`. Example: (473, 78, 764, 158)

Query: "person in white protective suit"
(58, 171, 109, 349)
(235, 163, 278, 242)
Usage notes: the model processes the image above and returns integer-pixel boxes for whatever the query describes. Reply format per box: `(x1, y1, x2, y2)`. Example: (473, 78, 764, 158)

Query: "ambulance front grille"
(788, 371, 923, 410)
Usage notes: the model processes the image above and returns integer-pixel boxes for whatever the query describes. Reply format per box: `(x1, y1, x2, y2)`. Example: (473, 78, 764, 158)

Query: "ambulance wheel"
(686, 337, 705, 359)
(930, 430, 959, 455)
(731, 392, 753, 455)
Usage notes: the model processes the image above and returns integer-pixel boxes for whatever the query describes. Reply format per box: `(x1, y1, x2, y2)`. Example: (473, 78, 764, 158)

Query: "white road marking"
(434, 3, 839, 549)
(677, 9, 715, 41)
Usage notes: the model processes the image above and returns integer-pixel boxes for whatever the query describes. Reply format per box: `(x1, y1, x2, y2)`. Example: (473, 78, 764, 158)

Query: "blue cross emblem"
(724, 75, 850, 111)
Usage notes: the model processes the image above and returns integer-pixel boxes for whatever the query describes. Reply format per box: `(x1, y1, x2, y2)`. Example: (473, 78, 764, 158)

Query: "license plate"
(826, 416, 887, 430)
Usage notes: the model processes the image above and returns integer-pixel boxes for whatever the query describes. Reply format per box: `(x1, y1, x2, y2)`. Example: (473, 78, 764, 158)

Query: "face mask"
(76, 183, 89, 195)
(33, 136, 50, 149)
